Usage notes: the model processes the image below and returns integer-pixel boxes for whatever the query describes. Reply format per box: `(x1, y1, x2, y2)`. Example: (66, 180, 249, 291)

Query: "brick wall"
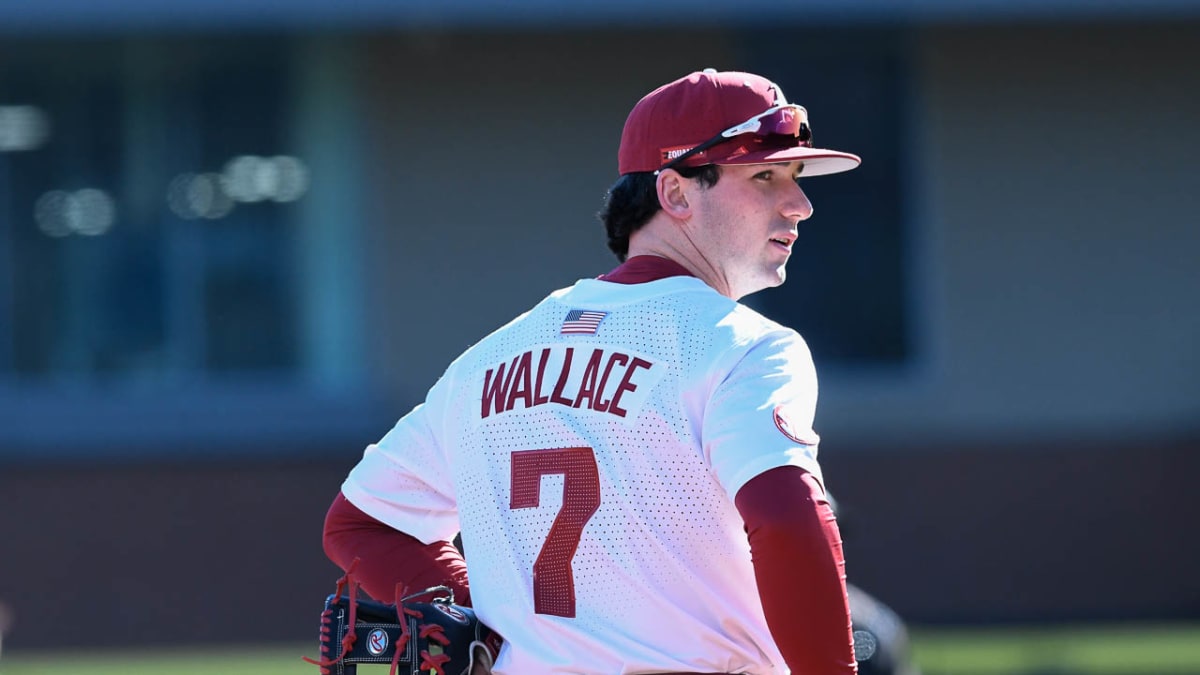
(1, 437, 1197, 650)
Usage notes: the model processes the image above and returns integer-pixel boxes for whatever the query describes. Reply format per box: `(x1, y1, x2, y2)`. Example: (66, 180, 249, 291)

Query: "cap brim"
(716, 147, 862, 177)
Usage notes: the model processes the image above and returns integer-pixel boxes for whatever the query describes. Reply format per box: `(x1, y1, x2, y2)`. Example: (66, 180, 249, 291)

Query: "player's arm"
(322, 491, 471, 605)
(735, 465, 857, 674)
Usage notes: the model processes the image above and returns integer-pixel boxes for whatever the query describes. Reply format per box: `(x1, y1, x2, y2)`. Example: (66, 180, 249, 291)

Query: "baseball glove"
(304, 560, 501, 675)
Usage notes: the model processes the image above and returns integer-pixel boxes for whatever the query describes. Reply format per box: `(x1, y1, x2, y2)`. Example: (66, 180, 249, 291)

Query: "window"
(0, 37, 306, 380)
(738, 28, 914, 366)
(0, 36, 375, 453)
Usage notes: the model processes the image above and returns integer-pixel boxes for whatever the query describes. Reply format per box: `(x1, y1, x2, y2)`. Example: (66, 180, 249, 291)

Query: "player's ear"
(655, 169, 692, 220)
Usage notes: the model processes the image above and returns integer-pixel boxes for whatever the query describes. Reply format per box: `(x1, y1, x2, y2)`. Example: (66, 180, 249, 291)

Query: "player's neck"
(600, 255, 695, 284)
(627, 221, 736, 298)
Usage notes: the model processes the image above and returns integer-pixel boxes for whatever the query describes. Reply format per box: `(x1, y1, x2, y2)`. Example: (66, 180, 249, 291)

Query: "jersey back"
(342, 275, 823, 674)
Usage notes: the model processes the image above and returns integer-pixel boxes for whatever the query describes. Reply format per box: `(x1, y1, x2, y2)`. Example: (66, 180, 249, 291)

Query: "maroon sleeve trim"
(321, 491, 471, 605)
(735, 466, 858, 674)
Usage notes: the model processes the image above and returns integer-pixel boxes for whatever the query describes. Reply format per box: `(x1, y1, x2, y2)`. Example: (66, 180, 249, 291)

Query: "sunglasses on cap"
(655, 103, 813, 175)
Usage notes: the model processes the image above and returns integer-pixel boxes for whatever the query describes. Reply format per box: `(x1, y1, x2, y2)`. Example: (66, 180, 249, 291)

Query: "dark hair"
(597, 164, 721, 261)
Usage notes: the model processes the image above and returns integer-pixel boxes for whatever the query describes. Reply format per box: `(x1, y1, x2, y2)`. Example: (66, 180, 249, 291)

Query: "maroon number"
(510, 447, 600, 618)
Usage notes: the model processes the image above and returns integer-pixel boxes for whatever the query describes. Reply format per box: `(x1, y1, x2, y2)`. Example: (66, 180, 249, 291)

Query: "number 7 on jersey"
(510, 447, 601, 618)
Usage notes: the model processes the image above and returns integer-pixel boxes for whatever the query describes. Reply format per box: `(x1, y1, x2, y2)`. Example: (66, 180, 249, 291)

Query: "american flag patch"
(561, 309, 608, 335)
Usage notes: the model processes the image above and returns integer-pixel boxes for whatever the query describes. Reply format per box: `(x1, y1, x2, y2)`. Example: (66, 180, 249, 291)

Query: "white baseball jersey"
(342, 273, 823, 674)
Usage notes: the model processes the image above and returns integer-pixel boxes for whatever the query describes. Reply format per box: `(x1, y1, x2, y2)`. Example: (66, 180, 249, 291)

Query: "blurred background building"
(0, 0, 1197, 652)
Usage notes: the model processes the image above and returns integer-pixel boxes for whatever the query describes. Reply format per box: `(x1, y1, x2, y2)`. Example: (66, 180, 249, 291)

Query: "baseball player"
(323, 69, 862, 674)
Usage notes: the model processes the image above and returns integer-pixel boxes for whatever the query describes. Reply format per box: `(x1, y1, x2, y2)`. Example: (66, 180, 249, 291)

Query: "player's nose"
(783, 181, 813, 222)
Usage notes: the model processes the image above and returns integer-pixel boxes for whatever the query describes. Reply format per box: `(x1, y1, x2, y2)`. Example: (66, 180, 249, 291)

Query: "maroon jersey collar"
(598, 255, 696, 285)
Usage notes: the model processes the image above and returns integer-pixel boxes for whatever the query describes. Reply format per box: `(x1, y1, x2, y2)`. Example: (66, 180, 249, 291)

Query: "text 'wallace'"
(480, 347, 655, 419)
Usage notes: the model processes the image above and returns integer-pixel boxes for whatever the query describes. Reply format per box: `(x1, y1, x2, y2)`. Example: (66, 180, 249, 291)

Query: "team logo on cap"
(366, 628, 389, 655)
(773, 404, 819, 446)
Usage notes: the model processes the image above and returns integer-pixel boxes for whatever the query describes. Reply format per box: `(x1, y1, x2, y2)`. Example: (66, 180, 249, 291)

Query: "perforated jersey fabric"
(342, 274, 824, 674)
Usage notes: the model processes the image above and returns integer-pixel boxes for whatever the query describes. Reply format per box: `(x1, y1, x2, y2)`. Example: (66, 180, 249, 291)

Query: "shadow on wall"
(0, 451, 358, 651)
(822, 436, 1200, 625)
(0, 435, 1197, 651)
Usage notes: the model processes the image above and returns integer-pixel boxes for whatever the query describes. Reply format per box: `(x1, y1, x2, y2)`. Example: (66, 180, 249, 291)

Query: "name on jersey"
(480, 346, 656, 419)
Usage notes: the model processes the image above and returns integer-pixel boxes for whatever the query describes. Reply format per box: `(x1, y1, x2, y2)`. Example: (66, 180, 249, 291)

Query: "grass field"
(910, 623, 1200, 674)
(2, 624, 1198, 674)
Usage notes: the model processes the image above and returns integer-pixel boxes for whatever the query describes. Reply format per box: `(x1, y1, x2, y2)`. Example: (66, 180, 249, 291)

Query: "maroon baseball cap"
(617, 69, 861, 177)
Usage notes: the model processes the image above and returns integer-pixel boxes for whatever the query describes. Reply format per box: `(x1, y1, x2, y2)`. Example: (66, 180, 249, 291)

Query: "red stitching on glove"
(419, 622, 448, 645)
(416, 621, 452, 673)
(303, 568, 466, 675)
(389, 583, 429, 675)
(418, 647, 452, 673)
(302, 558, 363, 674)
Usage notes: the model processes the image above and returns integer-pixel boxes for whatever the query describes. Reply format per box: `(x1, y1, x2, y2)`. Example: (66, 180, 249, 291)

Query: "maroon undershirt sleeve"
(735, 466, 858, 674)
(322, 491, 472, 606)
